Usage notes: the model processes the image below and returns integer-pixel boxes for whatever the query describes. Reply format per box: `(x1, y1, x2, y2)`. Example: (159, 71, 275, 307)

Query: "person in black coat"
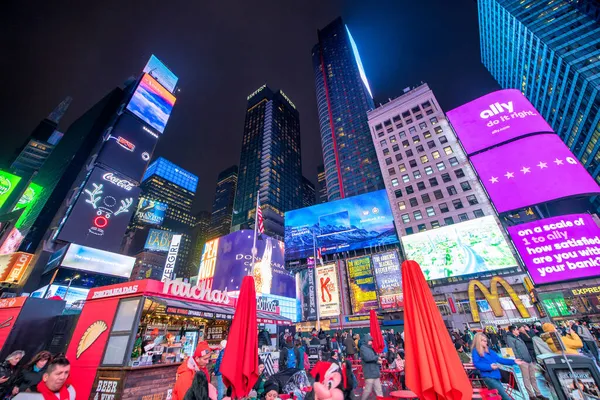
(183, 370, 210, 400)
(0, 350, 24, 398)
(12, 351, 52, 395)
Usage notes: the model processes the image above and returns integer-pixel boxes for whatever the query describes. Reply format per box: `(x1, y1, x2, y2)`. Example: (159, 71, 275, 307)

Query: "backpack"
(287, 347, 298, 369)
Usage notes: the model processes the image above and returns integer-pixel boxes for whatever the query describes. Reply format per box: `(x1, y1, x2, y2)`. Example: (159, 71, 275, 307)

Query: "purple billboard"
(471, 134, 600, 213)
(446, 89, 554, 155)
(508, 214, 600, 285)
(197, 230, 296, 299)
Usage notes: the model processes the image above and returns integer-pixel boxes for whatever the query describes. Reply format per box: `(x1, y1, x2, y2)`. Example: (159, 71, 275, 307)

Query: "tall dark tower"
(208, 165, 238, 240)
(312, 17, 384, 201)
(231, 85, 302, 239)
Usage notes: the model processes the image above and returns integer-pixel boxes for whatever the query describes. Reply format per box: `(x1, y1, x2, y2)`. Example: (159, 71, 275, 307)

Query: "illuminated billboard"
(12, 182, 43, 229)
(296, 268, 317, 321)
(57, 166, 140, 252)
(346, 256, 378, 314)
(315, 264, 341, 318)
(0, 252, 33, 284)
(96, 113, 159, 183)
(446, 89, 554, 155)
(0, 171, 22, 209)
(508, 214, 600, 285)
(60, 244, 136, 278)
(402, 215, 517, 281)
(372, 251, 403, 309)
(135, 197, 168, 226)
(284, 190, 399, 261)
(144, 229, 174, 252)
(197, 230, 295, 298)
(126, 73, 176, 134)
(471, 134, 600, 213)
(142, 157, 198, 193)
(143, 54, 178, 93)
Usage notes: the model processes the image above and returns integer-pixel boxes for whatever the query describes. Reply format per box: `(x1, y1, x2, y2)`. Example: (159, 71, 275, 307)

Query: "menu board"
(372, 251, 403, 309)
(346, 256, 378, 314)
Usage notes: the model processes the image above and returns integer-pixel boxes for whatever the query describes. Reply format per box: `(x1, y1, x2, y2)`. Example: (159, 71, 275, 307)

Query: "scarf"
(37, 381, 71, 400)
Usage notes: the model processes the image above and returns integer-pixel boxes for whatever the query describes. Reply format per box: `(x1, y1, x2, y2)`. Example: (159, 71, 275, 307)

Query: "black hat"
(454, 342, 463, 350)
(264, 380, 279, 395)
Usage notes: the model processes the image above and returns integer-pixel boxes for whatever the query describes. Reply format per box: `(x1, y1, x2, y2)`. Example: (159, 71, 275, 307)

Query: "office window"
(444, 216, 454, 225)
(419, 122, 427, 130)
(384, 119, 392, 126)
(416, 114, 423, 120)
(402, 174, 410, 183)
(427, 140, 436, 149)
(429, 177, 438, 187)
(393, 115, 401, 122)
(435, 126, 443, 134)
(453, 198, 464, 209)
(383, 148, 390, 156)
(426, 206, 435, 217)
(406, 118, 413, 124)
(380, 139, 387, 146)
(390, 135, 397, 143)
(420, 155, 429, 163)
(378, 131, 385, 138)
(387, 127, 394, 133)
(409, 159, 417, 168)
(412, 136, 420, 144)
(416, 145, 425, 153)
(395, 153, 403, 162)
(413, 170, 422, 179)
(430, 117, 438, 124)
(467, 194, 478, 205)
(399, 130, 406, 138)
(394, 189, 403, 198)
(409, 127, 416, 134)
(398, 201, 406, 210)
(440, 203, 449, 213)
(473, 209, 485, 218)
(439, 135, 448, 144)
(388, 167, 396, 175)
(455, 168, 465, 178)
(375, 124, 383, 131)
(447, 185, 458, 195)
(406, 149, 414, 157)
(431, 220, 440, 228)
(409, 197, 418, 207)
(405, 227, 414, 235)
(385, 157, 393, 166)
(432, 151, 441, 159)
(441, 173, 451, 183)
(402, 111, 410, 118)
(414, 210, 423, 220)
(461, 181, 472, 191)
(411, 106, 420, 113)
(399, 163, 407, 172)
(418, 223, 427, 232)
(401, 214, 410, 223)
(423, 131, 432, 139)
(433, 189, 444, 200)
(417, 182, 426, 191)
(458, 213, 469, 222)
(426, 109, 434, 115)
(392, 144, 400, 152)
(406, 185, 414, 194)
(425, 166, 434, 175)
(402, 140, 409, 148)
(421, 101, 431, 108)
(421, 193, 431, 203)
(391, 178, 399, 187)
(443, 146, 453, 155)
(436, 162, 446, 171)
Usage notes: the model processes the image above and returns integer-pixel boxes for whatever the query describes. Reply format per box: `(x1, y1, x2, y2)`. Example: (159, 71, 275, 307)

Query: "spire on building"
(47, 96, 73, 124)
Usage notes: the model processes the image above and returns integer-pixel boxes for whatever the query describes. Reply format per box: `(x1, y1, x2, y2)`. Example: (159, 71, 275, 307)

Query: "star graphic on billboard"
(520, 167, 531, 174)
(504, 172, 514, 179)
(489, 177, 499, 184)
(537, 161, 548, 169)
(554, 158, 564, 165)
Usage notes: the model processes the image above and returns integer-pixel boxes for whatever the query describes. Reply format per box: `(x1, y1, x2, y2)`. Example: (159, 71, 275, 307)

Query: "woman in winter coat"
(184, 371, 211, 400)
(13, 351, 52, 395)
(0, 351, 24, 398)
(542, 323, 583, 355)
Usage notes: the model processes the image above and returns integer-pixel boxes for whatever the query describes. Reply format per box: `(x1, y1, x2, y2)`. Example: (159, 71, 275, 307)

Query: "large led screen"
(96, 113, 159, 183)
(315, 264, 341, 318)
(296, 268, 317, 321)
(126, 73, 176, 134)
(60, 244, 136, 278)
(144, 229, 174, 252)
(143, 54, 178, 93)
(508, 214, 600, 285)
(372, 251, 403, 309)
(135, 197, 168, 226)
(471, 134, 600, 213)
(12, 182, 43, 229)
(57, 166, 141, 252)
(346, 256, 378, 314)
(0, 171, 22, 209)
(402, 215, 517, 280)
(446, 89, 554, 155)
(284, 190, 399, 261)
(197, 230, 296, 299)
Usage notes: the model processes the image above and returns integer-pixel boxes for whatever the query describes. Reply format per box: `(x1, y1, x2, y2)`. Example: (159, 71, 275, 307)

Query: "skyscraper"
(312, 17, 383, 201)
(478, 0, 600, 182)
(301, 176, 316, 208)
(208, 165, 238, 240)
(231, 85, 302, 239)
(190, 211, 211, 272)
(316, 164, 327, 204)
(140, 157, 198, 278)
(367, 84, 494, 236)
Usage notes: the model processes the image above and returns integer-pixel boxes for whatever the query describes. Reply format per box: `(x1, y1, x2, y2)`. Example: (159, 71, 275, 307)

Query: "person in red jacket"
(173, 341, 215, 400)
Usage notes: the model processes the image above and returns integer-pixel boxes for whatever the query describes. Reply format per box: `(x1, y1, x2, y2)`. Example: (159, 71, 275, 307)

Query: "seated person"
(455, 343, 471, 364)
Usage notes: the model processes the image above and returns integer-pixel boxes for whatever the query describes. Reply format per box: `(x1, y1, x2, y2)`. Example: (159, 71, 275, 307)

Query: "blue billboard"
(135, 197, 168, 225)
(142, 157, 198, 193)
(284, 190, 399, 261)
(143, 54, 178, 93)
(126, 73, 176, 134)
(144, 229, 174, 252)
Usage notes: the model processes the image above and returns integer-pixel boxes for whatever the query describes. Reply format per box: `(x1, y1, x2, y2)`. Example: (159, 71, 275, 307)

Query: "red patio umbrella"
(221, 275, 259, 398)
(369, 309, 385, 354)
(402, 260, 472, 400)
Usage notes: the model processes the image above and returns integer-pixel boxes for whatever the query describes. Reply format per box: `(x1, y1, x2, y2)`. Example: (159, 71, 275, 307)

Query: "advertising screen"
(471, 134, 600, 213)
(346, 256, 378, 314)
(372, 251, 403, 309)
(57, 166, 141, 252)
(135, 197, 168, 226)
(284, 190, 399, 261)
(0, 252, 33, 284)
(315, 264, 341, 318)
(197, 230, 296, 299)
(60, 244, 136, 278)
(126, 73, 176, 134)
(446, 89, 554, 155)
(12, 182, 43, 229)
(144, 229, 175, 252)
(96, 113, 159, 183)
(143, 55, 178, 94)
(0, 171, 22, 209)
(296, 268, 317, 321)
(508, 214, 600, 285)
(402, 215, 518, 280)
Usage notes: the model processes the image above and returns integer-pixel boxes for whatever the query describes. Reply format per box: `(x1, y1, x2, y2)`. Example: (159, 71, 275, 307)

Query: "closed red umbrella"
(221, 276, 259, 398)
(369, 309, 385, 354)
(402, 260, 472, 400)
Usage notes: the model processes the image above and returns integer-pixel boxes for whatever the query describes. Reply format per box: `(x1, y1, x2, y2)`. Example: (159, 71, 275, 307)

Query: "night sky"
(1, 0, 500, 212)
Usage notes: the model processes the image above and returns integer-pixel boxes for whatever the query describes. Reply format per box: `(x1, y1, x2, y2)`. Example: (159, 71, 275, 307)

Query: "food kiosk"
(66, 279, 292, 400)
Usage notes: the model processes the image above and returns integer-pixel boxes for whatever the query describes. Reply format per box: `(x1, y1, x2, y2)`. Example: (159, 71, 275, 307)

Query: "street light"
(63, 274, 80, 301)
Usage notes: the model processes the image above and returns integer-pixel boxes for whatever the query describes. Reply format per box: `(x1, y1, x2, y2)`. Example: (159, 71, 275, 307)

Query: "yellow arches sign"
(468, 276, 530, 322)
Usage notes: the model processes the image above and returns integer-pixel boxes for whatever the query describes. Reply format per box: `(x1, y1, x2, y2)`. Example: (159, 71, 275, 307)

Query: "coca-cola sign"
(163, 279, 231, 305)
(102, 173, 134, 191)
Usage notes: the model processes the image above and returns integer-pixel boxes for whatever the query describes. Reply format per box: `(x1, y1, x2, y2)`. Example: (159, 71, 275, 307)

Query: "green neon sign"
(0, 171, 22, 209)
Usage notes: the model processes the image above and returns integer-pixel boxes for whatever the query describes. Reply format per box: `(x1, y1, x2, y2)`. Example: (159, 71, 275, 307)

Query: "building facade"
(316, 164, 327, 204)
(478, 0, 600, 183)
(367, 84, 494, 237)
(140, 157, 198, 278)
(190, 211, 211, 273)
(208, 165, 238, 240)
(312, 17, 384, 201)
(231, 85, 303, 239)
(301, 176, 316, 208)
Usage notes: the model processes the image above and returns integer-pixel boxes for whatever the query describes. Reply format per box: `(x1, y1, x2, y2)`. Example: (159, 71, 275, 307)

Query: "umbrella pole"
(313, 231, 321, 331)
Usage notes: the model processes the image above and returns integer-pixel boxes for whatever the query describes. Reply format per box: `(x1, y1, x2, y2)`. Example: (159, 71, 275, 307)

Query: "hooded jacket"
(360, 335, 381, 379)
(542, 323, 583, 355)
(172, 357, 210, 400)
(505, 332, 532, 363)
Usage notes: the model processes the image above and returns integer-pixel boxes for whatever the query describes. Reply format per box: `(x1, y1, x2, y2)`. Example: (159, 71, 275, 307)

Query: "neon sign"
(247, 84, 267, 101)
(115, 137, 135, 152)
(102, 173, 134, 191)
